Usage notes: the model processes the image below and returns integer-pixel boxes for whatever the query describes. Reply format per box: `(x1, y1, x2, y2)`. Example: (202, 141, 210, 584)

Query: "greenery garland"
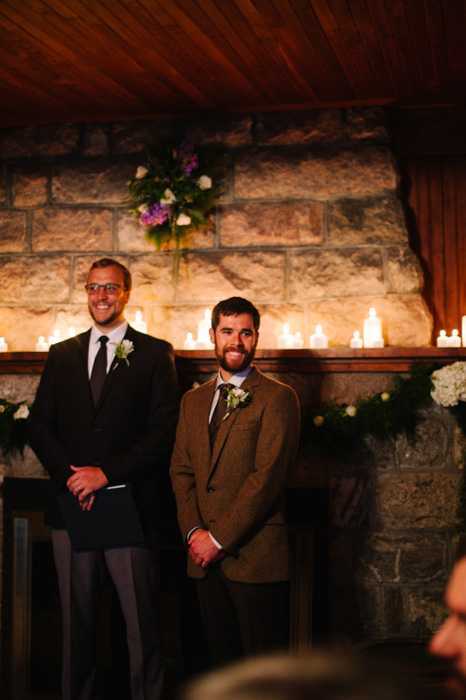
(0, 399, 30, 456)
(302, 362, 441, 451)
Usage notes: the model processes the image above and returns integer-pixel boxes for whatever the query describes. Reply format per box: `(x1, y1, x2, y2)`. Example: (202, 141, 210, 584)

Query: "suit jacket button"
(207, 487, 214, 493)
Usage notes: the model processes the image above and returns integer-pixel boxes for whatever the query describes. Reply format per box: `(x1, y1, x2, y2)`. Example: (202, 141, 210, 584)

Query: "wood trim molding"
(1, 348, 465, 375)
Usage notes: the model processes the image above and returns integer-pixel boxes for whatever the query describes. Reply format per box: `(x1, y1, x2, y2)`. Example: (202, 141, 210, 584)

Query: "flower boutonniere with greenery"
(223, 387, 251, 421)
(112, 339, 134, 369)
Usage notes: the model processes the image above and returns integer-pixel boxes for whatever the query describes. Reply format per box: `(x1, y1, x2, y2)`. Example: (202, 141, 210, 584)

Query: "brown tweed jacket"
(169, 366, 300, 584)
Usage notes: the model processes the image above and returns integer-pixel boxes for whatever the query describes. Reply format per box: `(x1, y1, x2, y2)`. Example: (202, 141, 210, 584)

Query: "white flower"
(0, 405, 5, 413)
(381, 392, 390, 402)
(223, 387, 251, 420)
(431, 361, 466, 407)
(198, 175, 212, 190)
(135, 166, 148, 179)
(138, 204, 148, 213)
(13, 403, 29, 420)
(176, 213, 191, 226)
(345, 405, 357, 417)
(160, 188, 176, 205)
(112, 339, 135, 368)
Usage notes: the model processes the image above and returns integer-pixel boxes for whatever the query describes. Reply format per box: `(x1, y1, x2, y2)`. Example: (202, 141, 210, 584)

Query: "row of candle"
(2, 308, 466, 351)
(436, 330, 462, 347)
(276, 308, 384, 349)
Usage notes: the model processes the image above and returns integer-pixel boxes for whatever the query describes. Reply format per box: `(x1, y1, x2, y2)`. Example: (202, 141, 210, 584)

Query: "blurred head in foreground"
(181, 650, 423, 700)
(430, 540, 466, 699)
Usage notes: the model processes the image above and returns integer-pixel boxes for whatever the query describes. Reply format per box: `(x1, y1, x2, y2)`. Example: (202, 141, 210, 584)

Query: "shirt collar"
(90, 321, 128, 347)
(215, 365, 252, 391)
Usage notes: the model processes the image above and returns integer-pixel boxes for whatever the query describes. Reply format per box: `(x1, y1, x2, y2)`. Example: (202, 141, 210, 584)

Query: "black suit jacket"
(29, 325, 180, 531)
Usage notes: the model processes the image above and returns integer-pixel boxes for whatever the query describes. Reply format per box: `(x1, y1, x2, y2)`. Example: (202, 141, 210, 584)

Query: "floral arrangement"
(112, 339, 134, 368)
(0, 399, 30, 455)
(430, 361, 466, 407)
(125, 141, 223, 276)
(224, 387, 251, 420)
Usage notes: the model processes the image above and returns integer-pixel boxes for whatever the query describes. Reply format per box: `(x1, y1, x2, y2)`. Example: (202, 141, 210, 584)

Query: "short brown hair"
(211, 297, 260, 333)
(88, 258, 132, 291)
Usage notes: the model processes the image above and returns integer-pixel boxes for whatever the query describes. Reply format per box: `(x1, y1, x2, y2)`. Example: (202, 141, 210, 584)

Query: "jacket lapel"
(209, 366, 261, 474)
(94, 325, 136, 413)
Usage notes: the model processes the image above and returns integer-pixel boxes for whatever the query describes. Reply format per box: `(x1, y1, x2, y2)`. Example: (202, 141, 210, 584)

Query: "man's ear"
(209, 328, 215, 344)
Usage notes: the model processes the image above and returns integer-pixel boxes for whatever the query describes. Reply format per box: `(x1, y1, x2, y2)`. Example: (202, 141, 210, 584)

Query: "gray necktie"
(209, 383, 233, 447)
(90, 336, 109, 407)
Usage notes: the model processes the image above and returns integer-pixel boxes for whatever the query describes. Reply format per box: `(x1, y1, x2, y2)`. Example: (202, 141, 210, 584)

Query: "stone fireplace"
(0, 107, 459, 695)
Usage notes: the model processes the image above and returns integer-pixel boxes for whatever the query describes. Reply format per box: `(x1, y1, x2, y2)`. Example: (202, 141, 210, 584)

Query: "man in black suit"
(29, 258, 179, 700)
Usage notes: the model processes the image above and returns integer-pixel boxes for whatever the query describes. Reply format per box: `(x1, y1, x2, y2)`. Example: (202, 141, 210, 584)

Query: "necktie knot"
(98, 335, 109, 346)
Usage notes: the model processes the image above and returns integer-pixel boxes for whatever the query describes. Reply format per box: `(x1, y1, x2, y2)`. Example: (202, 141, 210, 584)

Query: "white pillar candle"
(437, 330, 449, 347)
(48, 329, 61, 346)
(196, 309, 214, 349)
(462, 316, 466, 347)
(310, 324, 328, 349)
(133, 310, 148, 334)
(373, 338, 385, 348)
(184, 332, 195, 350)
(0, 337, 8, 352)
(36, 336, 49, 351)
(292, 332, 304, 349)
(363, 308, 382, 348)
(68, 327, 76, 338)
(277, 323, 294, 349)
(350, 331, 363, 349)
(449, 329, 462, 347)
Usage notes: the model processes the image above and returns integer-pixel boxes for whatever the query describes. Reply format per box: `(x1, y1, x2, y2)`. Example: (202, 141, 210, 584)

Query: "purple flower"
(184, 154, 199, 176)
(177, 141, 199, 177)
(139, 203, 170, 226)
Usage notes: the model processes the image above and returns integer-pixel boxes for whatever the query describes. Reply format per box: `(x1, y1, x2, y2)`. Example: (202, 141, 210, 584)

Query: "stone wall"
(0, 108, 432, 350)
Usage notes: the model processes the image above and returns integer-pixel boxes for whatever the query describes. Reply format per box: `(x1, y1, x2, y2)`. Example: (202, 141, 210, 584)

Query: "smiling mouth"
(225, 349, 244, 358)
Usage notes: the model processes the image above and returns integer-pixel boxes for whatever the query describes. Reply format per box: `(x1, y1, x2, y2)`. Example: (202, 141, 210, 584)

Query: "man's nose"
(430, 617, 460, 658)
(96, 286, 108, 299)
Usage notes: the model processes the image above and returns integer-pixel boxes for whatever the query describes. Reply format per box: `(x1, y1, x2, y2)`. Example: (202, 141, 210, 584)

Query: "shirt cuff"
(209, 532, 223, 550)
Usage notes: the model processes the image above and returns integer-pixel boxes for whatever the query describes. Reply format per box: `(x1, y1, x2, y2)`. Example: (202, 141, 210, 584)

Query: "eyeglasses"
(85, 283, 123, 295)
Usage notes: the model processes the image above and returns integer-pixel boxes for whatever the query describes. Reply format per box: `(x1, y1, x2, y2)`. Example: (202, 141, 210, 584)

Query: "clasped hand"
(66, 465, 108, 511)
(189, 528, 225, 568)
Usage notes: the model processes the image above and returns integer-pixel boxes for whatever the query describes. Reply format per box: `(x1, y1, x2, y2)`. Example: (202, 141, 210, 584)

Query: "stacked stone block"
(0, 108, 432, 350)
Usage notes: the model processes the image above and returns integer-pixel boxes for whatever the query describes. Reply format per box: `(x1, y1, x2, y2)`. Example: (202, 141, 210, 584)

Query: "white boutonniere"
(223, 387, 251, 421)
(112, 339, 134, 369)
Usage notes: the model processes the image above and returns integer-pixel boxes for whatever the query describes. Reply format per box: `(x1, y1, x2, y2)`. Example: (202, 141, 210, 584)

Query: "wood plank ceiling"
(0, 0, 465, 128)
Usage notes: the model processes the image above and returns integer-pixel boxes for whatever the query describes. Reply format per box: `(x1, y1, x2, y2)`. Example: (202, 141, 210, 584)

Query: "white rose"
(160, 188, 176, 205)
(13, 403, 29, 420)
(135, 166, 148, 179)
(198, 175, 212, 190)
(176, 213, 191, 226)
(138, 204, 148, 213)
(345, 405, 357, 417)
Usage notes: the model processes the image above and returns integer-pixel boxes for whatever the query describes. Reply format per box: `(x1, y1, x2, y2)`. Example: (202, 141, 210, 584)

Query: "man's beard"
(216, 344, 256, 375)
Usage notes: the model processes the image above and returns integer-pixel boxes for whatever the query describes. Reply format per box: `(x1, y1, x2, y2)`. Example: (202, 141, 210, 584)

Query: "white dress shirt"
(88, 321, 128, 378)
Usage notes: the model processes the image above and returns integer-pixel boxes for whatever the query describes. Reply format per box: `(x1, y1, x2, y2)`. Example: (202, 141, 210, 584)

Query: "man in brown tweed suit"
(170, 297, 300, 667)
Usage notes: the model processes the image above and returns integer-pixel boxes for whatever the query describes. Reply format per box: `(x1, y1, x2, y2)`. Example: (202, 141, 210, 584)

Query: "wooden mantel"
(0, 348, 465, 375)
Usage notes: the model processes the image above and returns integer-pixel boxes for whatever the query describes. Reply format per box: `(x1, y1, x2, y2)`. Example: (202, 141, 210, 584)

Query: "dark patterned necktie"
(90, 336, 109, 407)
(209, 383, 233, 447)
